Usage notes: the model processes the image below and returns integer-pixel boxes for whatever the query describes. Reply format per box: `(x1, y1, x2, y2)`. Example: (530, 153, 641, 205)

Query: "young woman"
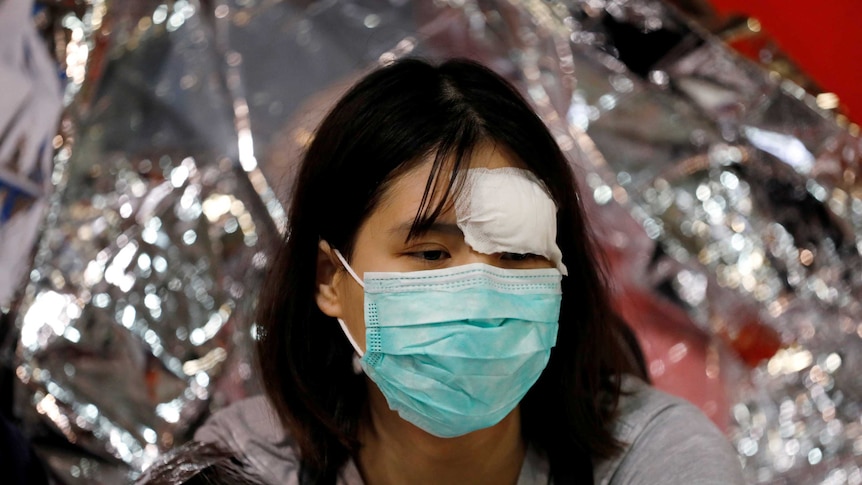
(147, 58, 744, 484)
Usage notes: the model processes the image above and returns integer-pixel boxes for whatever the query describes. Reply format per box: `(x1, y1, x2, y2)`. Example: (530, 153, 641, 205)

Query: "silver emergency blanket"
(6, 0, 861, 483)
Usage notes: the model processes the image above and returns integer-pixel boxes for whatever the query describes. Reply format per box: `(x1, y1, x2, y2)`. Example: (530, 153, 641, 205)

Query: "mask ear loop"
(332, 249, 365, 288)
(331, 248, 365, 358)
(338, 318, 365, 359)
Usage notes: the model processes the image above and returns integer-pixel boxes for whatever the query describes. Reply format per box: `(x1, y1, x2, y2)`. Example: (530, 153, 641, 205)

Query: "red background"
(707, 0, 862, 123)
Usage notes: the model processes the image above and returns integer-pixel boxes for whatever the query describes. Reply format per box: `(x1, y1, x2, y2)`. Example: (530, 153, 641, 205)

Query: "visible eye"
(404, 248, 452, 262)
(415, 250, 448, 261)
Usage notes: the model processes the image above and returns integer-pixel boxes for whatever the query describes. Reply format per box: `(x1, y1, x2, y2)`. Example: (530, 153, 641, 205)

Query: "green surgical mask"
(333, 249, 562, 438)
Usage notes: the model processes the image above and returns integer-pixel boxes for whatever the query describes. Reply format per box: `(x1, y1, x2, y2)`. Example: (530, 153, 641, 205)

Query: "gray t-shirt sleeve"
(194, 396, 303, 485)
(192, 396, 365, 485)
(594, 377, 745, 485)
(609, 402, 745, 484)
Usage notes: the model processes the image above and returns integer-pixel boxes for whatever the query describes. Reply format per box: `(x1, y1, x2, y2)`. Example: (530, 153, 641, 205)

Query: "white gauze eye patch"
(454, 167, 568, 275)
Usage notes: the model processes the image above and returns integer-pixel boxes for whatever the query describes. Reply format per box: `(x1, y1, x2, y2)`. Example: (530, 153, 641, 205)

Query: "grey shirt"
(195, 376, 745, 484)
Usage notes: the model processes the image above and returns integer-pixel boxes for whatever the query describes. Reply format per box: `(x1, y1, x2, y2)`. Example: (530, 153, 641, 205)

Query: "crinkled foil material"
(15, 1, 276, 481)
(11, 0, 862, 483)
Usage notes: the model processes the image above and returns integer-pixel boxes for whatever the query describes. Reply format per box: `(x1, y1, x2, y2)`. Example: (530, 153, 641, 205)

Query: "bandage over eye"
(454, 167, 568, 275)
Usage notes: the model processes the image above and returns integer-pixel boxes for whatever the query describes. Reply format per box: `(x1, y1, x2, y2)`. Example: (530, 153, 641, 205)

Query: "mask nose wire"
(331, 247, 365, 357)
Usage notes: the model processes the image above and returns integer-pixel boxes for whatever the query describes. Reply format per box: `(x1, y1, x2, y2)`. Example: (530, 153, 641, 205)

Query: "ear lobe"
(315, 240, 344, 318)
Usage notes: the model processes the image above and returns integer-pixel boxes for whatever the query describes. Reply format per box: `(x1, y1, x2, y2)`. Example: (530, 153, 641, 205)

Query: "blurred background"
(1, 0, 861, 483)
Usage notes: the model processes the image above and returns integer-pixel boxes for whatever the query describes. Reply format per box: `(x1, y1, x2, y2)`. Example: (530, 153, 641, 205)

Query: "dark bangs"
(387, 88, 487, 244)
(320, 59, 560, 254)
(378, 67, 564, 246)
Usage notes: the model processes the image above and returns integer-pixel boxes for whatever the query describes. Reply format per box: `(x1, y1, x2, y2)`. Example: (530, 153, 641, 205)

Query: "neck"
(357, 383, 526, 485)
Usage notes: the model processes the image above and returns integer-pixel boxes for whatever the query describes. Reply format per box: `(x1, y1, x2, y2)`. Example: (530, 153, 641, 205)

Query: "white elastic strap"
(332, 248, 365, 288)
(331, 248, 365, 357)
(337, 317, 364, 357)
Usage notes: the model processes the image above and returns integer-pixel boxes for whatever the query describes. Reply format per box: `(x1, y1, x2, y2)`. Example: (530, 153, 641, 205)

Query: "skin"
(315, 142, 554, 484)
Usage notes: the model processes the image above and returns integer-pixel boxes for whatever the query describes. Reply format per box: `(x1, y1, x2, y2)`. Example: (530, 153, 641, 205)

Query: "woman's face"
(316, 142, 554, 352)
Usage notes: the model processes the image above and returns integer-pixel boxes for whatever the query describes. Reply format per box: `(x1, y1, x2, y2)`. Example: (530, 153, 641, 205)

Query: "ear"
(315, 240, 344, 318)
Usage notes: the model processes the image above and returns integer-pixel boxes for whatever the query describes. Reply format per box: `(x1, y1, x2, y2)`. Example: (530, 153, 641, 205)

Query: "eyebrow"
(390, 221, 464, 239)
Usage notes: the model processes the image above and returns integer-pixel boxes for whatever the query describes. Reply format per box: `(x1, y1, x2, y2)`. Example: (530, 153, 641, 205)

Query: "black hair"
(255, 58, 646, 484)
(135, 442, 264, 485)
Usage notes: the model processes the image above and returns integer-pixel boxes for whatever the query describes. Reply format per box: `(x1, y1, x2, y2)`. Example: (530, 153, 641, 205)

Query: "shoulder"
(593, 376, 745, 485)
(194, 396, 301, 485)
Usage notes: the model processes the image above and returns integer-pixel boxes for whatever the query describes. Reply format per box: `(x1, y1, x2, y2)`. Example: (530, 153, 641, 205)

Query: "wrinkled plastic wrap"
(8, 0, 862, 483)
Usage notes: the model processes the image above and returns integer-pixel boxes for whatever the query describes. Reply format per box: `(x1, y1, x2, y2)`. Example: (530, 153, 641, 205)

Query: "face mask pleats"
(362, 264, 562, 437)
(328, 244, 563, 438)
